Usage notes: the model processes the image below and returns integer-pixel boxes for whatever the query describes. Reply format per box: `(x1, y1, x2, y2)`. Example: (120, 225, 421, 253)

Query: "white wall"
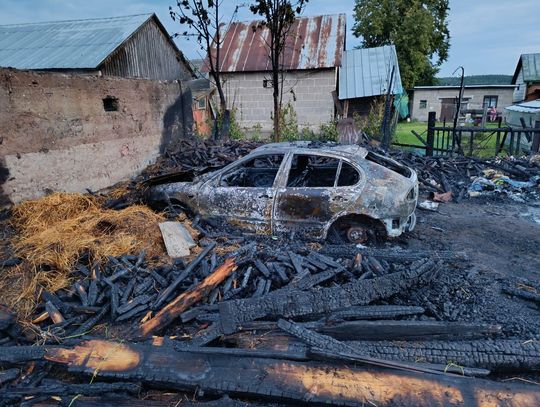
(411, 87, 516, 122)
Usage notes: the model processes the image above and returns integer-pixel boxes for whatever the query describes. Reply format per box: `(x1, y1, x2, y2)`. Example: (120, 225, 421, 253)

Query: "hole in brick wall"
(103, 96, 119, 112)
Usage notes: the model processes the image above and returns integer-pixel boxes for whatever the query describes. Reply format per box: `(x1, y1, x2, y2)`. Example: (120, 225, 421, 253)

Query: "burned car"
(146, 142, 418, 243)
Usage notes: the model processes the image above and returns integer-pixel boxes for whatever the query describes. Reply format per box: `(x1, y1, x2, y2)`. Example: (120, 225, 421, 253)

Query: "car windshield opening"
(219, 154, 284, 187)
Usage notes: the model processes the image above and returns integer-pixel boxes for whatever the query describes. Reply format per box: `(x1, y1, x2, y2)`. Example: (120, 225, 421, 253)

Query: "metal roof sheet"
(521, 53, 540, 82)
(338, 45, 403, 100)
(504, 99, 540, 113)
(0, 14, 153, 69)
(207, 14, 346, 72)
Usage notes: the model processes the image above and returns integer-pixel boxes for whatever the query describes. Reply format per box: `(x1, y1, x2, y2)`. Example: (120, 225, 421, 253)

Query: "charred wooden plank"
(328, 305, 425, 321)
(218, 260, 440, 335)
(277, 319, 445, 376)
(25, 339, 540, 406)
(344, 339, 540, 372)
(44, 301, 65, 324)
(315, 320, 501, 341)
(1, 382, 140, 402)
(503, 286, 540, 304)
(71, 304, 110, 337)
(135, 258, 237, 338)
(154, 241, 216, 309)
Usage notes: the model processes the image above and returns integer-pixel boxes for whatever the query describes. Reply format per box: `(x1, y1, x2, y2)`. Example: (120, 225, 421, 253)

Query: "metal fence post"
(426, 111, 436, 157)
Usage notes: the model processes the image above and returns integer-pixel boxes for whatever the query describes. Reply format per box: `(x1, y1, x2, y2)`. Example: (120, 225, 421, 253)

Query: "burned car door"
(273, 153, 359, 239)
(198, 154, 285, 233)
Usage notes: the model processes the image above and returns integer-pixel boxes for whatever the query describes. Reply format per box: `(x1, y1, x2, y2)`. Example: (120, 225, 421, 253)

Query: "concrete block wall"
(411, 87, 515, 122)
(0, 68, 190, 205)
(222, 68, 336, 133)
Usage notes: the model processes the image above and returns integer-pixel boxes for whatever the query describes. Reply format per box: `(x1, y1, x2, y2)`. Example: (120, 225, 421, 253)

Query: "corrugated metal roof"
(505, 99, 540, 113)
(512, 53, 540, 84)
(338, 45, 403, 100)
(0, 14, 154, 69)
(208, 14, 346, 72)
(521, 53, 540, 82)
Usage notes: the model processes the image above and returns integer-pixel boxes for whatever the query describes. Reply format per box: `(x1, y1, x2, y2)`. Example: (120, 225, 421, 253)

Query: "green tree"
(352, 0, 450, 89)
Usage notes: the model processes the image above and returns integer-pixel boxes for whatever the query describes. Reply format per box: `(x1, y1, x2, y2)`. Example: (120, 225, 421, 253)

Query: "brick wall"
(222, 68, 336, 134)
(0, 68, 191, 205)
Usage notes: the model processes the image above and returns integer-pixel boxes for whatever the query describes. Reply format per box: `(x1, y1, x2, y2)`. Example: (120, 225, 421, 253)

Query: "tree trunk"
(272, 69, 281, 142)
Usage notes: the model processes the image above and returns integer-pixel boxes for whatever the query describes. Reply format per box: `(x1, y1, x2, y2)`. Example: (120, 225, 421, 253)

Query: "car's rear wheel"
(328, 215, 386, 245)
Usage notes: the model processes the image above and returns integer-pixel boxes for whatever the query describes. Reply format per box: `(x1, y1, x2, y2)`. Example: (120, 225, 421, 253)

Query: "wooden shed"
(0, 13, 194, 81)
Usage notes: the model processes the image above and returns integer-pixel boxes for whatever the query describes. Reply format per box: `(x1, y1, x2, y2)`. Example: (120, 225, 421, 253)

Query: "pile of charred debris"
(0, 139, 539, 406)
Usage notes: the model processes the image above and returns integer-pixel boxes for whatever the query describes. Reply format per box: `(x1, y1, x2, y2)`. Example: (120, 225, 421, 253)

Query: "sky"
(1, 0, 538, 77)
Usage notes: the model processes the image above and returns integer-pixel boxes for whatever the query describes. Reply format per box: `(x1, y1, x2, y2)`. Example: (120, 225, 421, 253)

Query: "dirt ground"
(382, 196, 540, 342)
(406, 198, 540, 281)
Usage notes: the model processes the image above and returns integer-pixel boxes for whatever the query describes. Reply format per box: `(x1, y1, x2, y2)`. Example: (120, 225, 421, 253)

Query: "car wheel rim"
(346, 226, 369, 244)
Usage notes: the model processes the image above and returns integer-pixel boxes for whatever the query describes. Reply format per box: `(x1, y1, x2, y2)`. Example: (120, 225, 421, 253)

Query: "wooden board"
(159, 222, 196, 258)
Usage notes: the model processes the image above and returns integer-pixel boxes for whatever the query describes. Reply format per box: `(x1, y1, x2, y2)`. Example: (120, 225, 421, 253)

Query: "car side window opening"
(286, 154, 340, 187)
(286, 155, 361, 188)
(219, 154, 284, 188)
(337, 162, 360, 186)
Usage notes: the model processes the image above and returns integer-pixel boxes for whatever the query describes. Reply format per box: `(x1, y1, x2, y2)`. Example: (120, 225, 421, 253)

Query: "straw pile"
(3, 193, 166, 316)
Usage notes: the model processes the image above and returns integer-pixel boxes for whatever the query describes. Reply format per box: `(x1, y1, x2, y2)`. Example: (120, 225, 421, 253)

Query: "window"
(419, 100, 427, 109)
(337, 162, 360, 186)
(483, 95, 498, 108)
(286, 155, 340, 187)
(219, 154, 284, 187)
(102, 96, 119, 112)
(197, 98, 206, 110)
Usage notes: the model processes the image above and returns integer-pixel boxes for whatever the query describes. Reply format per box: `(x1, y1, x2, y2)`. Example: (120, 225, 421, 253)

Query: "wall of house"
(513, 68, 526, 103)
(0, 68, 191, 205)
(411, 87, 515, 122)
(100, 18, 193, 82)
(222, 68, 336, 134)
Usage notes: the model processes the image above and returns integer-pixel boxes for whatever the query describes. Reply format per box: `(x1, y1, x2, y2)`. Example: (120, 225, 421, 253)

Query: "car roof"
(251, 141, 368, 158)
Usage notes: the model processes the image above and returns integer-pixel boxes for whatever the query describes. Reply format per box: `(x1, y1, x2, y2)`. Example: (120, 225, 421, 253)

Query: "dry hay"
(3, 192, 166, 316)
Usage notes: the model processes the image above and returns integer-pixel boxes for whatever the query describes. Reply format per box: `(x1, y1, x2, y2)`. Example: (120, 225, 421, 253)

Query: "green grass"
(393, 121, 505, 157)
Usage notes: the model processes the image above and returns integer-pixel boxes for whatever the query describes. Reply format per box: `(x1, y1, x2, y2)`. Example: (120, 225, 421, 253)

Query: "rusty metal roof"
(208, 14, 346, 72)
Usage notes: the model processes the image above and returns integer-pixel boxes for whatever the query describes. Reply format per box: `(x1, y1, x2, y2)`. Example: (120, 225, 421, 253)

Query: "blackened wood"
(503, 286, 540, 304)
(42, 292, 70, 315)
(110, 284, 119, 317)
(288, 251, 304, 275)
(328, 305, 425, 321)
(241, 266, 252, 288)
(218, 260, 439, 335)
(253, 259, 270, 278)
(134, 277, 153, 296)
(0, 382, 140, 402)
(344, 339, 540, 372)
(44, 301, 65, 324)
(74, 282, 89, 306)
(253, 278, 266, 297)
(38, 339, 540, 406)
(136, 258, 236, 338)
(151, 270, 167, 287)
(25, 395, 256, 407)
(117, 295, 152, 315)
(87, 280, 98, 306)
(104, 268, 129, 285)
(277, 319, 446, 376)
(315, 320, 501, 341)
(121, 278, 136, 304)
(154, 241, 216, 309)
(0, 304, 15, 331)
(71, 304, 110, 337)
(0, 368, 19, 385)
(116, 304, 148, 322)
